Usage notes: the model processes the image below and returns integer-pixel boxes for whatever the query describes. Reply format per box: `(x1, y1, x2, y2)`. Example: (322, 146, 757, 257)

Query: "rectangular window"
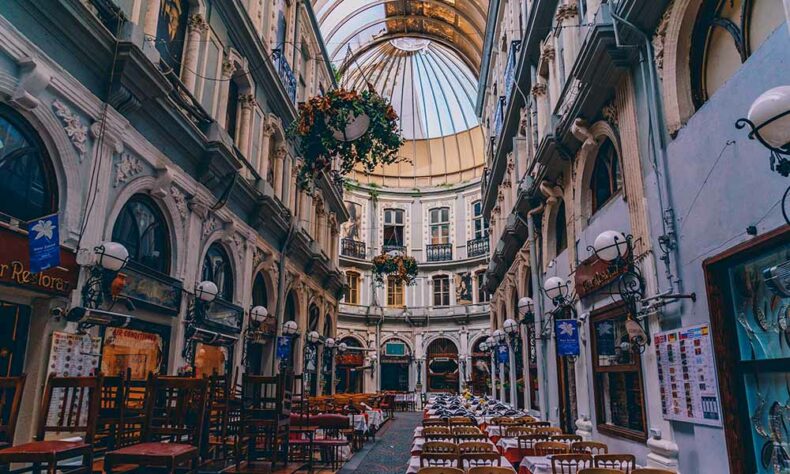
(472, 201, 488, 239)
(476, 272, 490, 303)
(383, 209, 405, 248)
(250, 109, 263, 171)
(387, 277, 404, 307)
(200, 36, 222, 115)
(591, 305, 647, 441)
(578, 0, 588, 22)
(429, 207, 450, 244)
(433, 276, 450, 306)
(346, 272, 360, 305)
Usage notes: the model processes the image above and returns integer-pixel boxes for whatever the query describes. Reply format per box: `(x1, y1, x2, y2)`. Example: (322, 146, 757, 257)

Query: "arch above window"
(589, 137, 622, 215)
(0, 105, 58, 223)
(112, 194, 171, 274)
(202, 242, 234, 301)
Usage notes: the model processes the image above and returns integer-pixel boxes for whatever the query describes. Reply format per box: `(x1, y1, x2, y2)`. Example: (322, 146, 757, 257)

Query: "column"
(260, 124, 274, 181)
(299, 191, 311, 229)
(237, 94, 256, 161)
(142, 0, 162, 39)
(182, 14, 208, 93)
(289, 165, 299, 212)
(508, 336, 518, 405)
(273, 145, 286, 199)
(281, 154, 292, 204)
(490, 351, 497, 399)
(532, 83, 549, 139)
(558, 4, 580, 79)
(216, 59, 236, 128)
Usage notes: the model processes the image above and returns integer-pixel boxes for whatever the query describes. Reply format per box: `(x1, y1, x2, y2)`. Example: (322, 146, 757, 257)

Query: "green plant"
(372, 252, 418, 286)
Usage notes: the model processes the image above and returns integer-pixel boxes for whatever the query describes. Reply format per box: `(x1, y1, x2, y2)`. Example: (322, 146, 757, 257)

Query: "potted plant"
(372, 251, 418, 286)
(289, 86, 405, 191)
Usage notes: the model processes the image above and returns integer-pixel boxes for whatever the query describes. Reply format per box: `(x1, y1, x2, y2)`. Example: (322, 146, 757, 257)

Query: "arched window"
(252, 272, 268, 308)
(308, 304, 320, 332)
(590, 138, 621, 214)
(0, 105, 57, 222)
(112, 195, 171, 274)
(555, 200, 567, 255)
(690, 0, 784, 108)
(202, 243, 233, 301)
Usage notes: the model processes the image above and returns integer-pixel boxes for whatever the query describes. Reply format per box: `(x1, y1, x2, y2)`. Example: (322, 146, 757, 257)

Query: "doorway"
(381, 361, 409, 391)
(0, 301, 30, 377)
(426, 338, 459, 393)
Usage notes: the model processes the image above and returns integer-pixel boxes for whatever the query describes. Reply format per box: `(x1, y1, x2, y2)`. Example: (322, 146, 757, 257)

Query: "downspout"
(526, 203, 548, 420)
(273, 221, 297, 373)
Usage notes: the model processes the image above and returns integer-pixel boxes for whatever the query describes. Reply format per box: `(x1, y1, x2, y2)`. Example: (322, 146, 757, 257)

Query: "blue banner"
(28, 214, 60, 274)
(555, 319, 580, 356)
(496, 344, 509, 364)
(276, 336, 292, 360)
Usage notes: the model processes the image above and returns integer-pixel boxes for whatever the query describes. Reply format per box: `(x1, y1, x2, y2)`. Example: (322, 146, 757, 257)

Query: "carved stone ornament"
(602, 102, 619, 128)
(114, 153, 144, 187)
(239, 93, 257, 109)
(558, 79, 582, 118)
(52, 100, 88, 161)
(222, 58, 236, 78)
(540, 44, 556, 63)
(170, 185, 189, 222)
(187, 14, 209, 33)
(532, 83, 548, 97)
(202, 215, 220, 239)
(653, 1, 674, 79)
(556, 4, 579, 21)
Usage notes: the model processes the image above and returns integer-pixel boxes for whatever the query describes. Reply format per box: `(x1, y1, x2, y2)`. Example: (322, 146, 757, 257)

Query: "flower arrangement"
(372, 252, 418, 286)
(289, 86, 405, 191)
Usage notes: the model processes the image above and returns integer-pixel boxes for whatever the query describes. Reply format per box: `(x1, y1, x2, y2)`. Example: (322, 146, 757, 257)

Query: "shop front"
(183, 297, 243, 378)
(380, 339, 410, 392)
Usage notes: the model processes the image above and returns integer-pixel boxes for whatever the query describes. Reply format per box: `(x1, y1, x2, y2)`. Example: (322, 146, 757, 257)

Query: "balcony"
(382, 244, 407, 255)
(493, 96, 505, 141)
(467, 237, 490, 258)
(271, 49, 296, 104)
(341, 238, 366, 259)
(426, 243, 453, 262)
(503, 40, 522, 111)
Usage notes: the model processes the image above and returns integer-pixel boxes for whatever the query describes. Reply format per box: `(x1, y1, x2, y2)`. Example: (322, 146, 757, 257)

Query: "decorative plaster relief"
(114, 153, 143, 187)
(52, 100, 88, 161)
(170, 185, 189, 223)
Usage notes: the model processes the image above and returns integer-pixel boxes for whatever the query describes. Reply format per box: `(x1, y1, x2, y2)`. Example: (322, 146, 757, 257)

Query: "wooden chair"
(424, 419, 448, 427)
(93, 370, 143, 473)
(420, 442, 459, 468)
(551, 434, 583, 444)
(533, 441, 570, 456)
(632, 469, 677, 474)
(238, 373, 291, 469)
(424, 426, 452, 436)
(455, 433, 489, 443)
(0, 375, 26, 449)
(468, 467, 517, 474)
(514, 416, 537, 424)
(579, 469, 625, 474)
(0, 373, 103, 474)
(457, 442, 495, 455)
(448, 416, 475, 426)
(417, 467, 464, 474)
(517, 434, 550, 456)
(460, 452, 502, 469)
(524, 421, 551, 428)
(424, 433, 455, 443)
(104, 375, 208, 473)
(205, 373, 243, 463)
(595, 454, 636, 473)
(551, 453, 594, 473)
(571, 441, 609, 454)
(505, 426, 534, 438)
(452, 426, 482, 435)
(535, 426, 563, 435)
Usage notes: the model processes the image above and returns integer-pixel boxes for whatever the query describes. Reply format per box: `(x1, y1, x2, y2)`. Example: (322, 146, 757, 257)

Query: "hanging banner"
(497, 344, 509, 364)
(28, 213, 60, 274)
(555, 319, 580, 356)
(276, 336, 292, 360)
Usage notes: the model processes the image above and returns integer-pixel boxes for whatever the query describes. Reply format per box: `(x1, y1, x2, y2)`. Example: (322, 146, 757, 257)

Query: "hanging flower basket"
(372, 251, 418, 286)
(289, 86, 405, 191)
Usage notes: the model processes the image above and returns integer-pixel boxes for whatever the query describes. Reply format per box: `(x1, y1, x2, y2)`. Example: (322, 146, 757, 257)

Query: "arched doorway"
(248, 272, 269, 374)
(470, 338, 490, 396)
(426, 338, 459, 393)
(380, 338, 411, 392)
(336, 336, 363, 393)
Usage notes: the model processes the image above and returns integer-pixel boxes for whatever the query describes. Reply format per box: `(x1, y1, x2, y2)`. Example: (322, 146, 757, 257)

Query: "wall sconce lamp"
(517, 297, 535, 325)
(735, 85, 790, 224)
(241, 305, 269, 371)
(81, 242, 129, 309)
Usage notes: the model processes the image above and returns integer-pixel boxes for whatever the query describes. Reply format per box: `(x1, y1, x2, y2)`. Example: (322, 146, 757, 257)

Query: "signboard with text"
(28, 214, 60, 273)
(0, 226, 78, 296)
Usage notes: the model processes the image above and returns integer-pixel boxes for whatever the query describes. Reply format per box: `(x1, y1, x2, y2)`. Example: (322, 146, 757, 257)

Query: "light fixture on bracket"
(735, 85, 790, 224)
(81, 242, 129, 309)
(242, 305, 270, 371)
(517, 296, 535, 325)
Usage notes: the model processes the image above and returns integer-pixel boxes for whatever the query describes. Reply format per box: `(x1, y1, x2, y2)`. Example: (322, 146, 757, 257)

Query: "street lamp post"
(485, 336, 496, 399)
(504, 318, 519, 407)
(493, 329, 507, 402)
(517, 297, 535, 410)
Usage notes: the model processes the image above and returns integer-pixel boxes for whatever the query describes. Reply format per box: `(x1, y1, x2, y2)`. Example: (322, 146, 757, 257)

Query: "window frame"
(386, 276, 404, 307)
(201, 242, 235, 302)
(433, 275, 451, 307)
(383, 208, 405, 247)
(554, 199, 567, 255)
(346, 271, 360, 305)
(590, 138, 622, 215)
(472, 200, 488, 240)
(111, 194, 172, 276)
(589, 302, 648, 442)
(429, 207, 450, 245)
(475, 271, 489, 303)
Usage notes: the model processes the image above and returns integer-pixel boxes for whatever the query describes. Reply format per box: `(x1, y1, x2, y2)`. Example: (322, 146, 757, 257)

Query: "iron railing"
(271, 48, 296, 104)
(493, 95, 506, 140)
(426, 243, 453, 262)
(504, 40, 522, 111)
(382, 244, 407, 255)
(341, 239, 366, 259)
(467, 237, 490, 258)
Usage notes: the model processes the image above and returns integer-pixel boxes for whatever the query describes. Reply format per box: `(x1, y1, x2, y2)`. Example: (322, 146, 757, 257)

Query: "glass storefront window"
(101, 327, 164, 380)
(194, 343, 228, 378)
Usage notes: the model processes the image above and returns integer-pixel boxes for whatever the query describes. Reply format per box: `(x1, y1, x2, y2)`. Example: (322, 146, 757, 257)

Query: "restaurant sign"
(574, 251, 648, 299)
(0, 226, 78, 296)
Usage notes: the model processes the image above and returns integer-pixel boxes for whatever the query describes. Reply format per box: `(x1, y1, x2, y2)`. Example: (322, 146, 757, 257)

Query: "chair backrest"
(631, 470, 676, 474)
(36, 373, 104, 443)
(452, 426, 481, 435)
(422, 441, 459, 454)
(424, 426, 452, 436)
(425, 434, 456, 443)
(571, 441, 609, 454)
(595, 454, 636, 473)
(534, 426, 563, 435)
(524, 421, 551, 428)
(424, 419, 447, 427)
(551, 453, 594, 473)
(455, 433, 489, 443)
(0, 375, 26, 445)
(141, 375, 208, 446)
(458, 442, 495, 454)
(514, 416, 537, 424)
(533, 441, 570, 455)
(241, 374, 285, 422)
(490, 417, 514, 425)
(448, 416, 475, 426)
(552, 434, 583, 444)
(578, 469, 625, 474)
(416, 467, 464, 474)
(460, 452, 501, 469)
(506, 426, 534, 437)
(517, 434, 550, 450)
(467, 467, 517, 474)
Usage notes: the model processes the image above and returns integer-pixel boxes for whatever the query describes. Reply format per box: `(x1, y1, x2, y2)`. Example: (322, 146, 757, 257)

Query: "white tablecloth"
(520, 455, 552, 474)
(349, 414, 368, 432)
(497, 437, 520, 451)
(406, 455, 514, 474)
(366, 409, 384, 429)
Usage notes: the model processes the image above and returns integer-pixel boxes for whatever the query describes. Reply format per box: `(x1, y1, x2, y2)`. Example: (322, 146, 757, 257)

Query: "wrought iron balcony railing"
(382, 244, 407, 255)
(426, 243, 453, 262)
(504, 40, 522, 111)
(341, 238, 366, 259)
(494, 95, 506, 140)
(467, 237, 490, 258)
(271, 49, 296, 104)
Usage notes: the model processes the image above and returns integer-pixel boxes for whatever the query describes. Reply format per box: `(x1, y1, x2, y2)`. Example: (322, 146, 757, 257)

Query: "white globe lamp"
(747, 86, 790, 148)
(283, 320, 298, 336)
(544, 276, 569, 301)
(250, 306, 268, 324)
(593, 230, 629, 262)
(503, 318, 519, 335)
(195, 280, 219, 303)
(96, 242, 128, 272)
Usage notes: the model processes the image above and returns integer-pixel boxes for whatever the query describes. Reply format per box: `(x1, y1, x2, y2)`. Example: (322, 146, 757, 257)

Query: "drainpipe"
(272, 221, 297, 374)
(526, 203, 548, 420)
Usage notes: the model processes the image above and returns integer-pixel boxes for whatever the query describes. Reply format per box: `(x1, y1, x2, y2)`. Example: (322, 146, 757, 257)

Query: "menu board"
(654, 324, 722, 426)
(45, 331, 101, 427)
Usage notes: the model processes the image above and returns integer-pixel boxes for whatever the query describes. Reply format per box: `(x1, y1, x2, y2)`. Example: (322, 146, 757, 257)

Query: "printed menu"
(654, 324, 722, 427)
(45, 331, 101, 427)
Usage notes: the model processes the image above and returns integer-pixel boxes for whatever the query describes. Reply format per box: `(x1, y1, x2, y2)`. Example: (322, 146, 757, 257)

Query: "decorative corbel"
(571, 118, 598, 156)
(10, 57, 52, 111)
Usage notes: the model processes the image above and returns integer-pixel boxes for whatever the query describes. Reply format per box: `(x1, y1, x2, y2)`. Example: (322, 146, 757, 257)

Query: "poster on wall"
(654, 324, 722, 427)
(101, 327, 164, 379)
(46, 331, 101, 427)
